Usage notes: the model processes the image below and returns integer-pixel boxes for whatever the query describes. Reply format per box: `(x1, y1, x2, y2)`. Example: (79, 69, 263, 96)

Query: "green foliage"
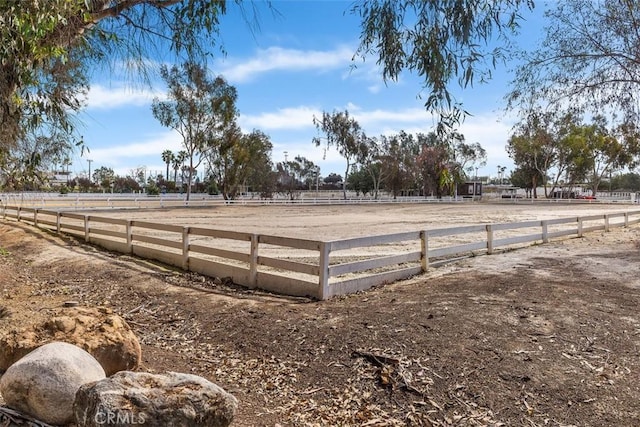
(346, 167, 374, 196)
(0, 127, 78, 191)
(92, 166, 115, 191)
(323, 173, 343, 185)
(145, 182, 160, 196)
(377, 131, 421, 198)
(152, 61, 238, 201)
(207, 126, 273, 200)
(508, 0, 640, 121)
(610, 173, 640, 192)
(313, 110, 366, 200)
(0, 0, 251, 152)
(353, 0, 532, 132)
(508, 112, 640, 197)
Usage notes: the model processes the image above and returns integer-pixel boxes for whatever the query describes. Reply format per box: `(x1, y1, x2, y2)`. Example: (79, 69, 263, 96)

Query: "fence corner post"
(420, 230, 429, 272)
(486, 224, 494, 255)
(126, 220, 133, 254)
(541, 220, 549, 244)
(578, 217, 584, 237)
(182, 226, 190, 270)
(249, 234, 259, 288)
(319, 241, 331, 300)
(84, 215, 90, 242)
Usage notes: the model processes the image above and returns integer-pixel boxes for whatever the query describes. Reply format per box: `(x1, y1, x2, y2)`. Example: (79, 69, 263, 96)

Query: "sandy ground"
(1, 202, 640, 426)
(86, 201, 636, 239)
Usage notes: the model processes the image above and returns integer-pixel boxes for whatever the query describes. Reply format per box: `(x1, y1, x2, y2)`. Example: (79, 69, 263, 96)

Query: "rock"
(0, 306, 141, 376)
(74, 371, 237, 427)
(0, 342, 106, 425)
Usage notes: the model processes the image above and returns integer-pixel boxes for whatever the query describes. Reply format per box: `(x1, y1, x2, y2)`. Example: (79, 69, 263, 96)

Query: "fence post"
(249, 234, 259, 288)
(84, 215, 90, 242)
(541, 220, 549, 244)
(319, 242, 331, 300)
(420, 230, 429, 271)
(604, 214, 610, 232)
(578, 217, 583, 237)
(486, 224, 494, 255)
(126, 220, 133, 254)
(182, 226, 190, 270)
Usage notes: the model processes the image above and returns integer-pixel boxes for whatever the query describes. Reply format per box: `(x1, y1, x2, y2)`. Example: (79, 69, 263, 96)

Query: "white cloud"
(219, 45, 355, 83)
(352, 108, 434, 129)
(86, 131, 182, 176)
(239, 106, 322, 131)
(86, 84, 164, 110)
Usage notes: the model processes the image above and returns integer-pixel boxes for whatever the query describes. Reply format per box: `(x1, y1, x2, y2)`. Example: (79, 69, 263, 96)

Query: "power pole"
(87, 159, 93, 182)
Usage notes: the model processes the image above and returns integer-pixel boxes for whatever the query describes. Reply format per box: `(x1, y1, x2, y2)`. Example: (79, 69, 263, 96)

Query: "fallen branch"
(0, 406, 54, 427)
(352, 350, 401, 367)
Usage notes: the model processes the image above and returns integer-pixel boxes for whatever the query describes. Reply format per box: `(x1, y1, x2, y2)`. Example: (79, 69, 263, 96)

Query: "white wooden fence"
(2, 205, 640, 300)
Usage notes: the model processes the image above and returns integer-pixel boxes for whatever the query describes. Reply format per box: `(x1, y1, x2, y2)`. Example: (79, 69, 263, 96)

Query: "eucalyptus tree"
(346, 166, 375, 197)
(313, 110, 366, 200)
(0, 1, 254, 152)
(506, 112, 558, 197)
(453, 140, 487, 179)
(0, 127, 78, 191)
(356, 135, 388, 199)
(378, 132, 421, 198)
(578, 116, 640, 197)
(353, 0, 533, 133)
(508, 0, 640, 122)
(509, 166, 541, 198)
(3, 0, 532, 161)
(206, 126, 273, 200)
(415, 132, 456, 198)
(92, 166, 116, 192)
(276, 160, 302, 201)
(152, 62, 237, 200)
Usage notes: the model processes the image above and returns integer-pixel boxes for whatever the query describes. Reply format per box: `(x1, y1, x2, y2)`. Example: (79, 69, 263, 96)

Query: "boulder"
(0, 342, 106, 425)
(74, 371, 237, 427)
(0, 306, 141, 376)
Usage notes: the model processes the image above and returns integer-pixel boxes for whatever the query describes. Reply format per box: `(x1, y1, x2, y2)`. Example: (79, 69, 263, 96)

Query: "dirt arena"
(86, 201, 636, 239)
(1, 202, 640, 426)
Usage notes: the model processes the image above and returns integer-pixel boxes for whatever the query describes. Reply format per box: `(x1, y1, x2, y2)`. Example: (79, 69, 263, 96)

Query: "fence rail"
(3, 204, 640, 300)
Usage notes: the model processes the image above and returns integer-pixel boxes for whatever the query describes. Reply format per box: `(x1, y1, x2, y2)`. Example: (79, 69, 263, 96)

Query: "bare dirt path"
(1, 203, 640, 426)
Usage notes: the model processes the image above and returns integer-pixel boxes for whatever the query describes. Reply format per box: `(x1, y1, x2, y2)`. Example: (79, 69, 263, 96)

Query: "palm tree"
(161, 150, 174, 182)
(172, 150, 187, 184)
(177, 150, 188, 186)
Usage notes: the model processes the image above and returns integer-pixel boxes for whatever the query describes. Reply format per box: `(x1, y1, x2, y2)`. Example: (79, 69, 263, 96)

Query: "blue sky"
(74, 1, 546, 181)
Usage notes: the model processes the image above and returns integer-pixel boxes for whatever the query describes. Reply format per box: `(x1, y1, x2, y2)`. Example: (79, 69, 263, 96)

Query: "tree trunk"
(186, 159, 194, 201)
(343, 159, 351, 200)
(0, 65, 21, 150)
